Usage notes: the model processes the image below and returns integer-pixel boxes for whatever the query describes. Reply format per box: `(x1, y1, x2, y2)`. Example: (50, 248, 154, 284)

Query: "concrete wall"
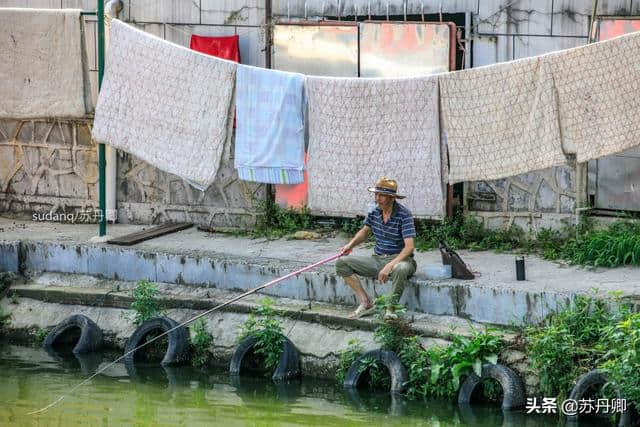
(0, 1, 266, 227)
(1, 0, 638, 228)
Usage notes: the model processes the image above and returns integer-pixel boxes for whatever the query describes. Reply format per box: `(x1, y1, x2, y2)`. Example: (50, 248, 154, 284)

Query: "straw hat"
(367, 177, 406, 199)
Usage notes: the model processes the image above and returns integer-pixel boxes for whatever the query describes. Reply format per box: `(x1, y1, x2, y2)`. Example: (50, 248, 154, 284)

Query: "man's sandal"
(348, 304, 375, 319)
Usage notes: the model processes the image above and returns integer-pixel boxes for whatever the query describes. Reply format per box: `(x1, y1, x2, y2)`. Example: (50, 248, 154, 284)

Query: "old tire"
(124, 316, 189, 366)
(229, 335, 300, 382)
(458, 363, 526, 410)
(567, 369, 630, 426)
(42, 314, 103, 354)
(343, 349, 408, 394)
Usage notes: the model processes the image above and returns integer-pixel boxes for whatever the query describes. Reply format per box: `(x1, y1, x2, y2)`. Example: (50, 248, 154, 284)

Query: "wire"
(28, 252, 344, 415)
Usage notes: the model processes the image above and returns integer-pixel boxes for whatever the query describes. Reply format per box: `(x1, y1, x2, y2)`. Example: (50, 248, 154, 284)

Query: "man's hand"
(339, 245, 352, 256)
(378, 263, 393, 282)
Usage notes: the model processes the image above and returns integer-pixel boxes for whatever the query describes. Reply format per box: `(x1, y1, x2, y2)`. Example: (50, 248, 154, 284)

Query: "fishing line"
(28, 252, 344, 415)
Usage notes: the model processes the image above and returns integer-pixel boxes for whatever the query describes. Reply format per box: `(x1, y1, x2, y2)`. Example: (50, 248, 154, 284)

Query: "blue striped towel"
(235, 65, 305, 184)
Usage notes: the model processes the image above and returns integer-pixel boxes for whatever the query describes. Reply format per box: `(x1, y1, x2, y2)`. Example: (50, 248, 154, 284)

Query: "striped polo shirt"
(364, 202, 417, 255)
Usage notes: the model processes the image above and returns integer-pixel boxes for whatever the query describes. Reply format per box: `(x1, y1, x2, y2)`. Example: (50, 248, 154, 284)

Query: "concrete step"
(7, 272, 518, 344)
(2, 217, 638, 327)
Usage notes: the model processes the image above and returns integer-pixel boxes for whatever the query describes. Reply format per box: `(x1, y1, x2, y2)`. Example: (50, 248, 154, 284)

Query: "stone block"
(22, 242, 89, 274)
(85, 246, 156, 281)
(534, 179, 556, 212)
(508, 185, 530, 211)
(0, 119, 18, 142)
(458, 285, 546, 325)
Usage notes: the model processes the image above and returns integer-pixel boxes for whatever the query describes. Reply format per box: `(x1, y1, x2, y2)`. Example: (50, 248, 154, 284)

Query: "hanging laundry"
(190, 34, 240, 128)
(92, 19, 236, 191)
(545, 30, 640, 163)
(440, 56, 566, 184)
(0, 8, 87, 118)
(190, 34, 241, 62)
(306, 76, 444, 218)
(235, 65, 305, 184)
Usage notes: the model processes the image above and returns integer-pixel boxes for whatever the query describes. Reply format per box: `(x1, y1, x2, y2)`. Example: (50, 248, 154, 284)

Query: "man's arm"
(378, 237, 415, 282)
(340, 225, 372, 254)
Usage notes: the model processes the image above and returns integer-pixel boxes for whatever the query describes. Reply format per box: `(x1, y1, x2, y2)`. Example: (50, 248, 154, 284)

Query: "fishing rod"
(29, 251, 346, 415)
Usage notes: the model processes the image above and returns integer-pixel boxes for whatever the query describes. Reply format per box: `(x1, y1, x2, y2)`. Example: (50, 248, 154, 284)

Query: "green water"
(0, 343, 603, 426)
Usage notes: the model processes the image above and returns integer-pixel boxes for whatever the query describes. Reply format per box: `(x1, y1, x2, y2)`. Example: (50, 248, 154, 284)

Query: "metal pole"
(575, 0, 598, 224)
(97, 0, 106, 236)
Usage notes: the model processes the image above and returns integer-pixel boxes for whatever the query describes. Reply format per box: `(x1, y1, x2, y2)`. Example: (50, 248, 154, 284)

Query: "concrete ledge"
(0, 238, 629, 326)
(9, 276, 508, 342)
(0, 241, 19, 272)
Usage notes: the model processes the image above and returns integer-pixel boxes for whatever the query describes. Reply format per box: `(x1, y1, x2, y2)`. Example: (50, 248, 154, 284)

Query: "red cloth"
(190, 34, 241, 63)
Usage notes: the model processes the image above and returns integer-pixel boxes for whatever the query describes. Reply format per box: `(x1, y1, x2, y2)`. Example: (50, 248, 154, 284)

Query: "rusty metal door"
(590, 18, 640, 211)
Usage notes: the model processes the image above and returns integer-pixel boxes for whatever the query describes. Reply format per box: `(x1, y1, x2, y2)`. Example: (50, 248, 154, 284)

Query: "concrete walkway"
(1, 216, 639, 326)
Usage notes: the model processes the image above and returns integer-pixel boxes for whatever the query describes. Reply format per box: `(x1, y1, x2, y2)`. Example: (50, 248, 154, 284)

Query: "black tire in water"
(343, 349, 408, 394)
(42, 314, 103, 354)
(567, 369, 631, 427)
(457, 363, 526, 410)
(229, 335, 300, 382)
(124, 316, 190, 366)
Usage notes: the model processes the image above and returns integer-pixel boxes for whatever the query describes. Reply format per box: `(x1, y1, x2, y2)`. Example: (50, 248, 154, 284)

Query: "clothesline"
(89, 18, 640, 220)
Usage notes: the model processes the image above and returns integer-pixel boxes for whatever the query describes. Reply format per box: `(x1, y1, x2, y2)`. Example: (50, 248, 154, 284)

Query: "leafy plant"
(129, 279, 163, 326)
(33, 327, 48, 345)
(191, 318, 213, 368)
(398, 329, 503, 399)
(600, 313, 640, 411)
(0, 307, 11, 329)
(372, 295, 411, 353)
(357, 356, 391, 390)
(525, 294, 624, 403)
(251, 201, 316, 239)
(239, 297, 285, 375)
(9, 292, 18, 305)
(336, 338, 364, 384)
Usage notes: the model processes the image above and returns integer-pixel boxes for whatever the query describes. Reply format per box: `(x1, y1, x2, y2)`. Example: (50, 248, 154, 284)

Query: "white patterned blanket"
(440, 56, 566, 184)
(92, 20, 236, 190)
(0, 8, 86, 118)
(546, 30, 640, 163)
(306, 76, 444, 218)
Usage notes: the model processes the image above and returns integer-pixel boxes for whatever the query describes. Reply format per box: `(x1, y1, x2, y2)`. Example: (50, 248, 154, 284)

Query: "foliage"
(398, 328, 503, 399)
(357, 356, 392, 390)
(239, 297, 286, 375)
(0, 272, 15, 295)
(525, 294, 625, 403)
(247, 199, 640, 268)
(600, 313, 640, 411)
(336, 338, 364, 384)
(129, 279, 163, 326)
(9, 292, 18, 305)
(33, 327, 48, 345)
(372, 295, 411, 352)
(252, 201, 315, 239)
(191, 318, 213, 368)
(0, 307, 11, 329)
(421, 329, 502, 398)
(558, 220, 640, 267)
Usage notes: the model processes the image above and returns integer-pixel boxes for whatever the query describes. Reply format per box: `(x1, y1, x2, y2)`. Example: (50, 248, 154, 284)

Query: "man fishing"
(336, 177, 417, 320)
